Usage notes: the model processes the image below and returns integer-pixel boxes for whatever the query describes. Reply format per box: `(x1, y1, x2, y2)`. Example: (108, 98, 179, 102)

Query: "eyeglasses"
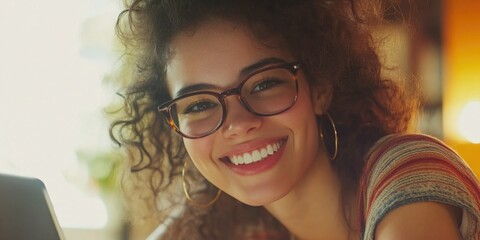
(158, 62, 301, 139)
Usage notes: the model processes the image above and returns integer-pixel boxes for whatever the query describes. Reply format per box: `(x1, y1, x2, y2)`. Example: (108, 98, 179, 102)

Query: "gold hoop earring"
(182, 160, 221, 208)
(321, 112, 338, 160)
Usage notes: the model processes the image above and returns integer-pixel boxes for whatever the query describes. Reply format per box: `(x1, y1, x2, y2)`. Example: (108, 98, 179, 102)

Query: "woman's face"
(166, 20, 325, 206)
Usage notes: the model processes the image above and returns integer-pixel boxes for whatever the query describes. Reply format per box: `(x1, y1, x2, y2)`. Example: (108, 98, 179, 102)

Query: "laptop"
(0, 173, 65, 240)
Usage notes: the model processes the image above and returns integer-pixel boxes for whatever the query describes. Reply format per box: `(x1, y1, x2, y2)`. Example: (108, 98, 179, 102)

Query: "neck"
(264, 152, 359, 240)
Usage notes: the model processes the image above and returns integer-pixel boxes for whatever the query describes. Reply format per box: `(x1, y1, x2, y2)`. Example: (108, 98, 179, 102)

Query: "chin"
(232, 187, 290, 207)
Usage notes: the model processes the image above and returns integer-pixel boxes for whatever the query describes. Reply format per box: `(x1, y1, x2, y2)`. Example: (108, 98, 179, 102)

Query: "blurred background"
(0, 0, 124, 239)
(0, 0, 478, 239)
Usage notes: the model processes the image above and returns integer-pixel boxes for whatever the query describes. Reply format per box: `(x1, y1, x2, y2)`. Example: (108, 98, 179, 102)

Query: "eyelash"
(250, 78, 283, 94)
(183, 100, 218, 114)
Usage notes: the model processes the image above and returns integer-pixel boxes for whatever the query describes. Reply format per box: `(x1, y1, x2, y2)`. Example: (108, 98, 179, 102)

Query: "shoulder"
(375, 201, 462, 240)
(358, 134, 480, 240)
(361, 134, 477, 190)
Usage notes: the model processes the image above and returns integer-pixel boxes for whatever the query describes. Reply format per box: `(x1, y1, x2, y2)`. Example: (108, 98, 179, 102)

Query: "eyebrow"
(239, 57, 287, 79)
(174, 83, 218, 97)
(174, 57, 288, 97)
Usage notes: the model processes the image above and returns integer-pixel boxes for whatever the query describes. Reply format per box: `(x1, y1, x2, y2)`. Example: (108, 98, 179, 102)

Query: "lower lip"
(224, 139, 287, 176)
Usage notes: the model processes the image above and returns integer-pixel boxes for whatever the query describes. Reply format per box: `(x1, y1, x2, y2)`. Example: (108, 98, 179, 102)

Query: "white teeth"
(243, 153, 252, 164)
(267, 145, 273, 154)
(237, 155, 244, 164)
(260, 149, 267, 158)
(227, 140, 284, 165)
(252, 150, 261, 161)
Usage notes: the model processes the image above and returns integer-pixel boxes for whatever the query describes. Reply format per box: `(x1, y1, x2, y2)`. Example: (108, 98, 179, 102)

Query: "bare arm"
(375, 202, 462, 240)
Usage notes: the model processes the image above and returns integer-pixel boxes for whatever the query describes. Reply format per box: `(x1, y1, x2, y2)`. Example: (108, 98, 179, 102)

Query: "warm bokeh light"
(0, 0, 121, 238)
(443, 0, 480, 144)
(443, 0, 480, 177)
(458, 101, 480, 144)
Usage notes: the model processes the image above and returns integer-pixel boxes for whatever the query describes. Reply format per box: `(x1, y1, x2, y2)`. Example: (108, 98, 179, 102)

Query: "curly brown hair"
(110, 0, 417, 239)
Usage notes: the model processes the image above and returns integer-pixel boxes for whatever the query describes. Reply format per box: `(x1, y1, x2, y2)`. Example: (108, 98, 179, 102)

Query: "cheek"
(288, 82, 321, 150)
(289, 81, 318, 125)
(183, 138, 215, 170)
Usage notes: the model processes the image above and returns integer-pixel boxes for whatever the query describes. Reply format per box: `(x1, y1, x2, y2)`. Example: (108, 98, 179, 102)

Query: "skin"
(165, 19, 462, 240)
(375, 202, 462, 240)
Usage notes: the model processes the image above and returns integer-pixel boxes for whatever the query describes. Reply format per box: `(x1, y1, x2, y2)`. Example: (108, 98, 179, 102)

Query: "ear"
(310, 82, 332, 115)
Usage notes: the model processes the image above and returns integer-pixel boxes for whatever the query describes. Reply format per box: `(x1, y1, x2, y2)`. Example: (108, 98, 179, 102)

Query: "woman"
(110, 0, 480, 239)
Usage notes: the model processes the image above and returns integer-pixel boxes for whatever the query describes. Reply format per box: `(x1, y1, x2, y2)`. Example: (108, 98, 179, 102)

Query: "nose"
(221, 96, 262, 139)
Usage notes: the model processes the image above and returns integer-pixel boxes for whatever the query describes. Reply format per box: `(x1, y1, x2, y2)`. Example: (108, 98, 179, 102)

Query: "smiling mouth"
(222, 138, 287, 166)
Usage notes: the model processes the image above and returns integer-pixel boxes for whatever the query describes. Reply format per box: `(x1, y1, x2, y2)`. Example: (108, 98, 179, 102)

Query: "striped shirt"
(358, 134, 480, 239)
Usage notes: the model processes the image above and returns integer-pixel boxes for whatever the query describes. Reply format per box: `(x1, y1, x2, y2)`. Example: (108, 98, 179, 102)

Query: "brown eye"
(183, 100, 219, 114)
(250, 78, 284, 94)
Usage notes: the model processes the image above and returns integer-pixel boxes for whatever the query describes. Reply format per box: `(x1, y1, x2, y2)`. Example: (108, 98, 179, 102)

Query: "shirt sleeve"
(358, 134, 480, 240)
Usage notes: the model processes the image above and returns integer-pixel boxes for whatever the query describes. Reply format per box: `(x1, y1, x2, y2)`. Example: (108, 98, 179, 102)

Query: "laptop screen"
(0, 173, 65, 240)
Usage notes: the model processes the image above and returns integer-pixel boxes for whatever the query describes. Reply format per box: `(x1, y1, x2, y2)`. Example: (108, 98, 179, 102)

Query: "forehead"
(165, 20, 293, 96)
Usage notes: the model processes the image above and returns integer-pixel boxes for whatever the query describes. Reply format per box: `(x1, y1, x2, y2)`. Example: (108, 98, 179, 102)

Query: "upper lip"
(218, 136, 288, 161)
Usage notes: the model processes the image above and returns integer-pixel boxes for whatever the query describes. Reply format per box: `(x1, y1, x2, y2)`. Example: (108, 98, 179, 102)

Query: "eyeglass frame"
(158, 61, 301, 139)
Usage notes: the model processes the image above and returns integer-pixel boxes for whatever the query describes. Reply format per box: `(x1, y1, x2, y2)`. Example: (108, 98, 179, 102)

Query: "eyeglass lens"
(169, 65, 297, 138)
